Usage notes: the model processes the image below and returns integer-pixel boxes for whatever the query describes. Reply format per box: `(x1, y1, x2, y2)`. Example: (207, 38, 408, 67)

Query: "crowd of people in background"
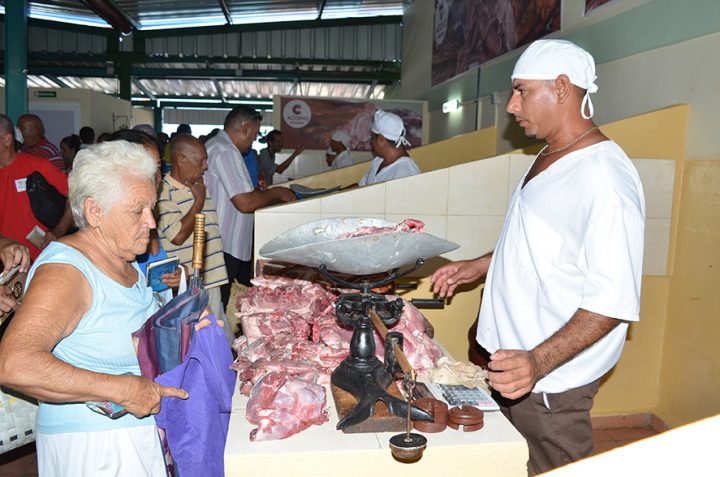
(0, 108, 422, 317)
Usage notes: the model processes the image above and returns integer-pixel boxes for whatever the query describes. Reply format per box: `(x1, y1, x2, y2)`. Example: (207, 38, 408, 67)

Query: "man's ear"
(238, 125, 252, 145)
(84, 197, 103, 228)
(554, 74, 573, 104)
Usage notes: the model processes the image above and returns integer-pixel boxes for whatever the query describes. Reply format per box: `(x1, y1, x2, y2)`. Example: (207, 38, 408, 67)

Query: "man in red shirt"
(18, 114, 65, 173)
(0, 114, 73, 260)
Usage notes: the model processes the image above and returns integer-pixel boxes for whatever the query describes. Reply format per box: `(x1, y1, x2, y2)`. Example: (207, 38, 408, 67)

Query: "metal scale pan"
(259, 217, 459, 276)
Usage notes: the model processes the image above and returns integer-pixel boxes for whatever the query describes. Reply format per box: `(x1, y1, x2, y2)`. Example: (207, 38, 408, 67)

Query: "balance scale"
(260, 218, 460, 462)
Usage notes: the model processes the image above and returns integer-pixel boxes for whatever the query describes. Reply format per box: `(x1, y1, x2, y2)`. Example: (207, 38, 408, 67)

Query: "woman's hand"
(194, 309, 225, 332)
(119, 375, 188, 418)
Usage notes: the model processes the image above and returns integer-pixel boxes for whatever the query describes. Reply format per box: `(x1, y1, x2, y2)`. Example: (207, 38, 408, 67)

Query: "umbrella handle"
(192, 213, 206, 273)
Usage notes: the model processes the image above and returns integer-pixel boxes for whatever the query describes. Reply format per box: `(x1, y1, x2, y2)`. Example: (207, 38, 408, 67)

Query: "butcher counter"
(224, 377, 528, 477)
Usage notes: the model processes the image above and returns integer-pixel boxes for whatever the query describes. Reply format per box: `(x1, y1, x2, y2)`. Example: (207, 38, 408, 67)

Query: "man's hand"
(189, 179, 206, 209)
(276, 187, 297, 203)
(119, 375, 188, 418)
(0, 240, 30, 274)
(0, 287, 17, 313)
(430, 256, 489, 298)
(487, 349, 542, 400)
(161, 267, 184, 290)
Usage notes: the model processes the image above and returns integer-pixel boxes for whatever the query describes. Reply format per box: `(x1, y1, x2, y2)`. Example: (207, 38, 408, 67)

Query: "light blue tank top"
(27, 242, 159, 434)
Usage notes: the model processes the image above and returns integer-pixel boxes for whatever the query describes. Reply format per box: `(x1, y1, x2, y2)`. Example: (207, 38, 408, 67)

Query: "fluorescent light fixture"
(0, 6, 112, 29)
(442, 99, 460, 113)
(226, 99, 273, 106)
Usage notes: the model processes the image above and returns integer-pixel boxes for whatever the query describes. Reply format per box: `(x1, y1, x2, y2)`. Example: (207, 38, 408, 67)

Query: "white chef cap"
(330, 130, 351, 149)
(512, 39, 598, 119)
(325, 147, 337, 156)
(14, 127, 23, 144)
(371, 110, 411, 148)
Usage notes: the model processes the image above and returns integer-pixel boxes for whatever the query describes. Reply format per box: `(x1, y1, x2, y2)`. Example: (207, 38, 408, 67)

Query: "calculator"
(426, 383, 500, 411)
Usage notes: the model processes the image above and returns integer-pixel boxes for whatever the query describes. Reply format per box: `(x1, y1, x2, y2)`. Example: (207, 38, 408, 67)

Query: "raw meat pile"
(231, 274, 444, 441)
(337, 218, 425, 239)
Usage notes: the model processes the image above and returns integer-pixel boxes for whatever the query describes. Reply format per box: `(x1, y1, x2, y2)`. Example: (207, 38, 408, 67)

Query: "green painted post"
(119, 61, 131, 101)
(154, 105, 163, 134)
(5, 0, 28, 122)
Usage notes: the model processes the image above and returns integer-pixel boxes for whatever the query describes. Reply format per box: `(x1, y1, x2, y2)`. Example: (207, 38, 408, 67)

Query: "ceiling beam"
(27, 65, 399, 84)
(213, 79, 227, 102)
(317, 0, 327, 20)
(2, 16, 115, 37)
(26, 52, 400, 71)
(132, 77, 156, 101)
(44, 74, 71, 88)
(133, 99, 273, 110)
(133, 67, 398, 84)
(3, 11, 400, 38)
(218, 0, 233, 25)
(365, 80, 378, 98)
(79, 0, 137, 35)
(133, 15, 401, 39)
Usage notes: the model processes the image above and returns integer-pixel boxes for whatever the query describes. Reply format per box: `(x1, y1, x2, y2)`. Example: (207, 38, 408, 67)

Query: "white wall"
(1, 88, 133, 140)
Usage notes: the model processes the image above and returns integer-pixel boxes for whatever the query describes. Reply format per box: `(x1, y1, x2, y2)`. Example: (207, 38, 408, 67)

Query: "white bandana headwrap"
(330, 130, 351, 149)
(371, 110, 411, 148)
(512, 39, 598, 119)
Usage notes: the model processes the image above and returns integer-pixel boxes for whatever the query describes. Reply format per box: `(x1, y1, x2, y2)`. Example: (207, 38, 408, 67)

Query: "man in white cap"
(431, 39, 645, 475)
(358, 110, 420, 186)
(324, 147, 337, 168)
(327, 129, 353, 169)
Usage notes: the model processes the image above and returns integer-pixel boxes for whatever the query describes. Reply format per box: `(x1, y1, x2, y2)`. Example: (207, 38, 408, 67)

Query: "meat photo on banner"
(279, 97, 424, 151)
(431, 0, 561, 86)
(585, 0, 615, 14)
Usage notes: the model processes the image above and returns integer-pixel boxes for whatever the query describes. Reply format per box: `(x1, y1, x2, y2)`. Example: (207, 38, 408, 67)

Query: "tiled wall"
(255, 154, 675, 277)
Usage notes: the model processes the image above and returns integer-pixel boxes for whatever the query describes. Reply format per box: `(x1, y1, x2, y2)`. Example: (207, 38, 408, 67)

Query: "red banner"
(432, 0, 561, 86)
(279, 97, 423, 151)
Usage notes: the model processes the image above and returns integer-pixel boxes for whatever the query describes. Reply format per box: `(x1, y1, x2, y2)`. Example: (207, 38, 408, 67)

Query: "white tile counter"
(224, 379, 528, 477)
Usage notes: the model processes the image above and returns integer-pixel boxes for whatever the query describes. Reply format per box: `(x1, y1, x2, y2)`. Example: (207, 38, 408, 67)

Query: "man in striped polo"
(18, 114, 65, 173)
(156, 133, 234, 343)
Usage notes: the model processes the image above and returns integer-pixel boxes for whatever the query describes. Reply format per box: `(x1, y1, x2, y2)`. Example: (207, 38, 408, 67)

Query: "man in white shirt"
(204, 106, 296, 308)
(327, 130, 353, 169)
(358, 110, 420, 186)
(431, 40, 645, 475)
(257, 130, 304, 186)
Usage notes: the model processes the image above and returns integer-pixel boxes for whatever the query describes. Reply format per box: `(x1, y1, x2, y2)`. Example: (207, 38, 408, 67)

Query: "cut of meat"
(232, 334, 349, 395)
(239, 310, 311, 343)
(233, 274, 444, 440)
(246, 371, 328, 441)
(374, 299, 443, 372)
(237, 280, 335, 320)
(313, 313, 353, 348)
(337, 219, 425, 239)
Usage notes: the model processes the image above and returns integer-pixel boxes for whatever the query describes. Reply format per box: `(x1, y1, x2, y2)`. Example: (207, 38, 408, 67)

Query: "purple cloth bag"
(132, 287, 208, 379)
(154, 318, 236, 477)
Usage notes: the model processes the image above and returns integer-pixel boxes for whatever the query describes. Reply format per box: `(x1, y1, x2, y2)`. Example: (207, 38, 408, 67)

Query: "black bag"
(26, 171, 67, 230)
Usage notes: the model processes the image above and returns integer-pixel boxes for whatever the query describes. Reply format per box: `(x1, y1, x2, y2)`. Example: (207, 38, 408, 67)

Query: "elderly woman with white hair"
(359, 110, 420, 186)
(0, 140, 188, 476)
